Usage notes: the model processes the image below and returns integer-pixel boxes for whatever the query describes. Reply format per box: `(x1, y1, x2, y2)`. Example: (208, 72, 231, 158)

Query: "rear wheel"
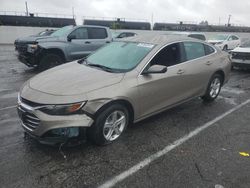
(202, 74, 223, 102)
(87, 104, 129, 145)
(39, 53, 63, 71)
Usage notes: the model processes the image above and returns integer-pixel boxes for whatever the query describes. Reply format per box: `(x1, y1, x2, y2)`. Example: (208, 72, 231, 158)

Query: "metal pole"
(25, 1, 29, 16)
(227, 15, 231, 26)
(72, 7, 75, 19)
(151, 13, 154, 30)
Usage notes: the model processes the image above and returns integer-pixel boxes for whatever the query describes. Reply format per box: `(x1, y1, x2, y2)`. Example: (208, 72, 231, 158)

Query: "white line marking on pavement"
(0, 105, 17, 111)
(218, 96, 237, 106)
(0, 92, 18, 99)
(221, 87, 245, 95)
(98, 99, 250, 188)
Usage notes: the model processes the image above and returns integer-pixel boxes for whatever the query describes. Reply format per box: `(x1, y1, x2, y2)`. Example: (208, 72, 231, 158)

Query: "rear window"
(232, 36, 239, 40)
(204, 44, 215, 55)
(184, 42, 206, 61)
(88, 28, 107, 39)
(188, 34, 206, 41)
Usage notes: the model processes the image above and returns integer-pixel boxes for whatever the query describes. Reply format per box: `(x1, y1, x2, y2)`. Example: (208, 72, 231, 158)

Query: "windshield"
(51, 25, 73, 37)
(240, 40, 250, 48)
(86, 41, 154, 72)
(210, 34, 229, 41)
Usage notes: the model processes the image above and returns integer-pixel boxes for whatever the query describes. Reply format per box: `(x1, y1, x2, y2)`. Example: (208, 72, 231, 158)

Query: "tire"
(202, 74, 223, 102)
(87, 104, 129, 145)
(39, 53, 63, 71)
(222, 45, 228, 51)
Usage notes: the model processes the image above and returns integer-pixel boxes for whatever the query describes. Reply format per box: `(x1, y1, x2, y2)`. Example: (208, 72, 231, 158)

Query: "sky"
(0, 0, 250, 26)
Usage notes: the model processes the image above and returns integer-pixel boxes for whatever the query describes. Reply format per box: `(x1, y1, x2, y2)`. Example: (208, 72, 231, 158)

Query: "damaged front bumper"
(17, 99, 94, 144)
(15, 45, 42, 67)
(232, 59, 250, 69)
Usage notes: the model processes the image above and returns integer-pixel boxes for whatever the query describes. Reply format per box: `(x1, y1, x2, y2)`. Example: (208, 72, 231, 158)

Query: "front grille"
(18, 105, 40, 131)
(232, 52, 250, 60)
(16, 44, 28, 54)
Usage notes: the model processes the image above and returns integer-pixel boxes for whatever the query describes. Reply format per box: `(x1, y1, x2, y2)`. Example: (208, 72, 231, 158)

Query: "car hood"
(15, 36, 59, 44)
(207, 40, 224, 44)
(28, 61, 125, 96)
(231, 46, 250, 53)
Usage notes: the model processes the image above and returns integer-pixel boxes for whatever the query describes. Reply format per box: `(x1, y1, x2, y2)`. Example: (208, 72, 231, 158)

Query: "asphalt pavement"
(0, 45, 250, 188)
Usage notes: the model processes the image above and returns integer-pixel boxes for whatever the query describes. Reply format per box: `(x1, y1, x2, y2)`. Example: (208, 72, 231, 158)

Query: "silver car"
(17, 35, 231, 145)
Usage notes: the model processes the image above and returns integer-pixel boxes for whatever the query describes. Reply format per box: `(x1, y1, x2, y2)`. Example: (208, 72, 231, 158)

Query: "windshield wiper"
(87, 63, 115, 72)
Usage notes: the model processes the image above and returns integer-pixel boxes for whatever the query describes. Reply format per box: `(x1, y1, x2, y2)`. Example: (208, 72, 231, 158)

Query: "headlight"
(39, 101, 86, 115)
(27, 44, 38, 53)
(17, 93, 21, 105)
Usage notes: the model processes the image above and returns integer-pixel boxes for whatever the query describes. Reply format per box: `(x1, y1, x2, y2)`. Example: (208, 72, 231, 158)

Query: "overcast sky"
(1, 0, 250, 26)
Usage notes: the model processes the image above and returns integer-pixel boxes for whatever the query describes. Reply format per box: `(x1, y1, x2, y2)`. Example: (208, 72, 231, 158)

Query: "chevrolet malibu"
(17, 35, 231, 145)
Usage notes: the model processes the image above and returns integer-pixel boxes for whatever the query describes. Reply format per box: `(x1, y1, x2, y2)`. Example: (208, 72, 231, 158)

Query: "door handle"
(177, 69, 185, 75)
(106, 41, 110, 43)
(85, 41, 91, 44)
(206, 61, 212, 65)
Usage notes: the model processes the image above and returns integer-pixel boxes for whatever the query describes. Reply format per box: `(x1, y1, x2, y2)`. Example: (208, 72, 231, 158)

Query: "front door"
(67, 27, 92, 60)
(137, 42, 189, 118)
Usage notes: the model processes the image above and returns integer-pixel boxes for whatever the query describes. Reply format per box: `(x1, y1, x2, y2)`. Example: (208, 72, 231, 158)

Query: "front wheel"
(202, 74, 223, 102)
(87, 104, 129, 145)
(222, 45, 228, 51)
(39, 53, 63, 71)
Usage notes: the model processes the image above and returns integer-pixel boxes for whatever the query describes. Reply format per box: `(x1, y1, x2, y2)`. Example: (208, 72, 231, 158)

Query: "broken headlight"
(27, 44, 39, 53)
(40, 101, 86, 116)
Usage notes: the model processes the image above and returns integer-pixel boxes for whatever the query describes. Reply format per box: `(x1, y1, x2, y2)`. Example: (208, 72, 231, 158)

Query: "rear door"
(181, 42, 216, 96)
(87, 27, 110, 51)
(227, 35, 240, 50)
(231, 35, 240, 49)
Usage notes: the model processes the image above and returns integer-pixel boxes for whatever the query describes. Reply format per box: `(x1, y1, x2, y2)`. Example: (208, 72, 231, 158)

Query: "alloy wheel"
(209, 77, 221, 98)
(103, 110, 126, 141)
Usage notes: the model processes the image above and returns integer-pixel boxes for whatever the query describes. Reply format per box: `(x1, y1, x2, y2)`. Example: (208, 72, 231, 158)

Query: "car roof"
(75, 25, 109, 29)
(170, 32, 205, 36)
(121, 34, 197, 46)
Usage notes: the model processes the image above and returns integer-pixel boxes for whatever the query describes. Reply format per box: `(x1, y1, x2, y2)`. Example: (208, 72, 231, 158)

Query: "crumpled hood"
(231, 47, 250, 53)
(28, 61, 124, 96)
(15, 36, 59, 44)
(207, 40, 224, 44)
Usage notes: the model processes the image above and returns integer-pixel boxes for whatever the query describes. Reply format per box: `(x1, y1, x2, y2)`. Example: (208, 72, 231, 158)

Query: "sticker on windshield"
(137, 43, 154, 48)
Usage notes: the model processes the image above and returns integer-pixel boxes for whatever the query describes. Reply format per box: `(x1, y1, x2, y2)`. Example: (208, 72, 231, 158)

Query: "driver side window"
(228, 36, 233, 41)
(69, 28, 88, 39)
(149, 42, 184, 67)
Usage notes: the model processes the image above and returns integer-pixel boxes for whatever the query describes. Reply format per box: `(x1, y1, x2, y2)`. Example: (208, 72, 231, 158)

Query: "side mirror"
(142, 65, 167, 75)
(67, 35, 76, 42)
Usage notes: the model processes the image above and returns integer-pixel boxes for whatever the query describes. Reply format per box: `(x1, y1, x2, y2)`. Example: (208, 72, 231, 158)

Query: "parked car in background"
(15, 25, 112, 71)
(17, 35, 231, 145)
(231, 39, 250, 69)
(207, 34, 241, 51)
(170, 32, 206, 41)
(112, 31, 137, 39)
